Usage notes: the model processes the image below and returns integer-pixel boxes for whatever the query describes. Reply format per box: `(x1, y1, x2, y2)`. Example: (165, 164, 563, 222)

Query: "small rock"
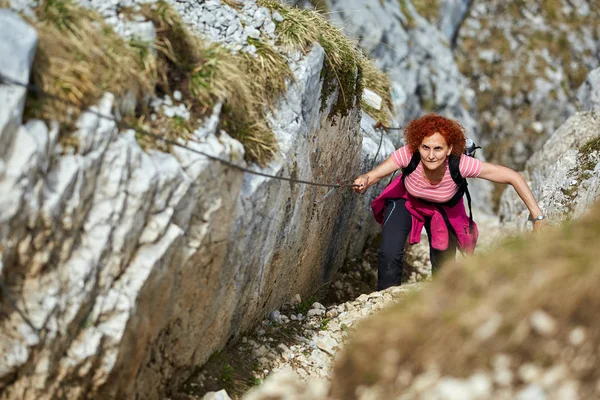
(530, 310, 556, 336)
(272, 11, 284, 22)
(269, 310, 281, 322)
(569, 327, 586, 346)
(307, 309, 325, 317)
(519, 363, 541, 383)
(245, 26, 260, 39)
(435, 378, 473, 400)
(516, 384, 546, 400)
(290, 294, 301, 306)
(201, 389, 231, 400)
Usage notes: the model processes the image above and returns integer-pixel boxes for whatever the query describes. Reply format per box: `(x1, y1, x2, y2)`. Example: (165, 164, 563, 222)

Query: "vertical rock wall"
(0, 10, 392, 400)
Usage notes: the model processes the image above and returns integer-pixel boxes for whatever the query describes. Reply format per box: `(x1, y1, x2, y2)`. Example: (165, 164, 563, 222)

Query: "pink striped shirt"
(391, 145, 482, 203)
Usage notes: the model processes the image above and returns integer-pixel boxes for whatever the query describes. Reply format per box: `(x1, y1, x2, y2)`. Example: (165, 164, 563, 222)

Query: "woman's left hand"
(353, 174, 370, 194)
(533, 218, 548, 232)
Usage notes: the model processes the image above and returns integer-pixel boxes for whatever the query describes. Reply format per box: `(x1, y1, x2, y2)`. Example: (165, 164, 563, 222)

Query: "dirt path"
(170, 247, 421, 400)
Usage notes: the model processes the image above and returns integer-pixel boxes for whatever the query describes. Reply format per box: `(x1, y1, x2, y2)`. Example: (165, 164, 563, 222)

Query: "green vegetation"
(580, 136, 600, 155)
(308, 0, 329, 14)
(221, 0, 243, 10)
(24, 0, 291, 165)
(132, 1, 291, 164)
(24, 0, 392, 164)
(258, 0, 393, 123)
(296, 295, 318, 315)
(25, 0, 155, 132)
(220, 364, 234, 385)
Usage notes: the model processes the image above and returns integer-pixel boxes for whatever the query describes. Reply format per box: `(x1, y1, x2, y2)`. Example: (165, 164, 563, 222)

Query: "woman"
(353, 114, 545, 290)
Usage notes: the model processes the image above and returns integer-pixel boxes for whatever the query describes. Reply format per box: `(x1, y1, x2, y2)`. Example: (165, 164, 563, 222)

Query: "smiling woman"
(353, 113, 545, 290)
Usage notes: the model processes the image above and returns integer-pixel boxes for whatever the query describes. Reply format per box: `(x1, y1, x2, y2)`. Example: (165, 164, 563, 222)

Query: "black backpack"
(401, 140, 481, 234)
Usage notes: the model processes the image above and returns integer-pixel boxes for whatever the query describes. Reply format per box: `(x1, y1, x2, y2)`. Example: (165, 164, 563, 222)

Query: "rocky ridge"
(0, 1, 396, 399)
(499, 65, 600, 227)
(453, 0, 600, 170)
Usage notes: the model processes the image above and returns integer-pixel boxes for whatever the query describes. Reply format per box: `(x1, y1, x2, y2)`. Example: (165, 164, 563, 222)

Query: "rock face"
(499, 112, 600, 227)
(324, 0, 478, 134)
(0, 9, 37, 159)
(0, 5, 392, 400)
(452, 0, 600, 170)
(578, 67, 600, 112)
(438, 0, 473, 47)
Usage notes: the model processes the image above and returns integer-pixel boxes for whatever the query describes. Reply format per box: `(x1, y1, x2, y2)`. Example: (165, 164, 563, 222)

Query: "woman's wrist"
(528, 214, 545, 222)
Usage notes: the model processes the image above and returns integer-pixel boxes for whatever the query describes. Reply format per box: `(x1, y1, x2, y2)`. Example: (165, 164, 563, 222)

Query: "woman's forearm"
(365, 156, 401, 186)
(479, 162, 543, 219)
(353, 155, 401, 194)
(510, 172, 543, 219)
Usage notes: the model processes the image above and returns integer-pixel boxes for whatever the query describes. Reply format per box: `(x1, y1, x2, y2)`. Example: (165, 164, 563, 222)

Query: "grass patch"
(360, 56, 393, 125)
(221, 0, 243, 10)
(308, 0, 329, 14)
(25, 0, 391, 163)
(26, 0, 295, 165)
(133, 1, 292, 164)
(296, 295, 318, 315)
(257, 0, 392, 122)
(25, 0, 155, 131)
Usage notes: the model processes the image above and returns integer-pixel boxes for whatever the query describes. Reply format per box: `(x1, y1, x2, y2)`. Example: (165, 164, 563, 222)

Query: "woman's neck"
(422, 162, 446, 184)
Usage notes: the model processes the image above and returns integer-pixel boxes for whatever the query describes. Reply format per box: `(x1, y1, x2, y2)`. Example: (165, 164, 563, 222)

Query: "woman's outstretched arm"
(478, 162, 545, 230)
(353, 155, 401, 194)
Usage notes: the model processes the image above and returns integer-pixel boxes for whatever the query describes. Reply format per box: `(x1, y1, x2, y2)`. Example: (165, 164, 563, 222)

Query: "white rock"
(530, 310, 557, 336)
(516, 384, 547, 400)
(291, 294, 302, 306)
(436, 378, 474, 400)
(202, 389, 232, 400)
(519, 363, 542, 383)
(362, 89, 383, 110)
(568, 327, 586, 346)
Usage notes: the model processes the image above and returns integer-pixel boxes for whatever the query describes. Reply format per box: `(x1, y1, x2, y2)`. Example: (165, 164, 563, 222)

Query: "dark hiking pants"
(377, 198, 457, 291)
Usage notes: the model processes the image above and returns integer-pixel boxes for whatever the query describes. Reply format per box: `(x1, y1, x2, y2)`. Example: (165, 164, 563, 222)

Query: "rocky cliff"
(499, 68, 600, 228)
(414, 0, 600, 171)
(0, 1, 395, 399)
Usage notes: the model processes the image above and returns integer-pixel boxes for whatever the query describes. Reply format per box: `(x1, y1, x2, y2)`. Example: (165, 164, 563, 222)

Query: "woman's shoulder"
(458, 154, 483, 178)
(392, 145, 414, 168)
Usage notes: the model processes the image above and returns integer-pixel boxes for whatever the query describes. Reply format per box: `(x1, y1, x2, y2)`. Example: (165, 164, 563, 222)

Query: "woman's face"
(418, 132, 453, 171)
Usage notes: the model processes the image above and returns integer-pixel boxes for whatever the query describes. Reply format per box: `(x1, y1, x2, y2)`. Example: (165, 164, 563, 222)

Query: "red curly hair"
(404, 114, 466, 156)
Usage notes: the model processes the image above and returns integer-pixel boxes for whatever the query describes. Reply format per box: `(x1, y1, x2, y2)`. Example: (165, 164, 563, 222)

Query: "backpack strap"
(448, 155, 474, 233)
(401, 151, 421, 181)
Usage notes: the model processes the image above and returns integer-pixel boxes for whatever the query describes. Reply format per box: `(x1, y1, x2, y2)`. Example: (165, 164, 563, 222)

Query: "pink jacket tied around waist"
(371, 176, 478, 253)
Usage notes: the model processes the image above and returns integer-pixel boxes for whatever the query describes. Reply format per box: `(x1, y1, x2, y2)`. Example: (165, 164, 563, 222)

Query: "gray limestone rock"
(499, 112, 600, 227)
(577, 67, 600, 112)
(0, 10, 38, 159)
